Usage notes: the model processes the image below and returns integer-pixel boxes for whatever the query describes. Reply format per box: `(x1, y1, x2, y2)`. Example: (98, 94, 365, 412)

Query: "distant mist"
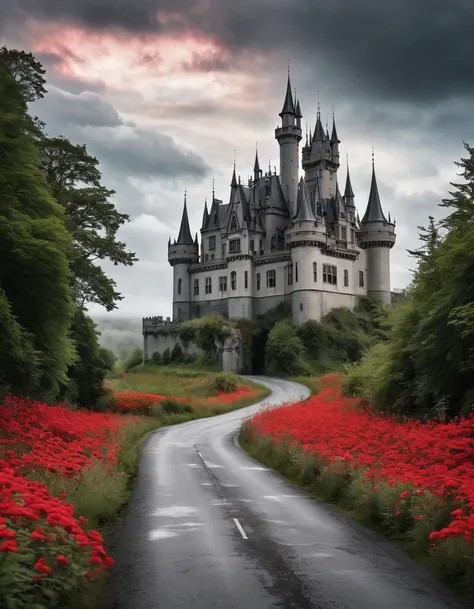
(93, 316, 142, 360)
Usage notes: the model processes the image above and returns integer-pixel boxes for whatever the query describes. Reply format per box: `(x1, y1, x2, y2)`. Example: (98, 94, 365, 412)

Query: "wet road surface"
(108, 377, 469, 609)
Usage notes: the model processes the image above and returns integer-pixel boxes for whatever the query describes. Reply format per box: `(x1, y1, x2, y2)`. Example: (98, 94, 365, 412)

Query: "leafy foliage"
(0, 63, 75, 401)
(178, 315, 232, 360)
(61, 309, 110, 410)
(346, 143, 474, 418)
(0, 46, 47, 102)
(265, 320, 309, 376)
(38, 135, 138, 311)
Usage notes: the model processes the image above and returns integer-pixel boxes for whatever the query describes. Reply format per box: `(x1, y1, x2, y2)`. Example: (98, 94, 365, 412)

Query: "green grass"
(107, 366, 220, 398)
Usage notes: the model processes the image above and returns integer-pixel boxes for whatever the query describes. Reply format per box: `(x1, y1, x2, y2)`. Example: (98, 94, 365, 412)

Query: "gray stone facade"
(143, 74, 397, 371)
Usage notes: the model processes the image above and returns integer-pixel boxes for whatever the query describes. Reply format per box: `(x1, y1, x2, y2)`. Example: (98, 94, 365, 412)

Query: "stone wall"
(142, 316, 247, 373)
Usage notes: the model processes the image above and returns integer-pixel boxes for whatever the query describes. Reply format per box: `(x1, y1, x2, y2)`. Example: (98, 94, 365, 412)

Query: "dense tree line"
(345, 143, 474, 419)
(0, 47, 134, 407)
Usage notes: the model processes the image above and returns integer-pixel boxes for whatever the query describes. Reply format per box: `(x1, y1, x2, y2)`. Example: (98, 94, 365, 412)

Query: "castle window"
(288, 264, 293, 285)
(219, 276, 227, 292)
(271, 236, 277, 251)
(205, 277, 212, 294)
(205, 254, 209, 261)
(359, 270, 364, 287)
(341, 226, 347, 241)
(230, 271, 237, 290)
(350, 229, 355, 242)
(295, 262, 299, 282)
(193, 279, 199, 296)
(300, 302, 303, 311)
(177, 278, 182, 295)
(266, 269, 276, 288)
(244, 271, 248, 289)
(208, 236, 216, 250)
(259, 240, 263, 255)
(344, 269, 349, 287)
(323, 264, 337, 285)
(257, 273, 261, 290)
(222, 242, 226, 257)
(229, 238, 241, 253)
(230, 214, 238, 230)
(313, 262, 317, 282)
(250, 239, 255, 253)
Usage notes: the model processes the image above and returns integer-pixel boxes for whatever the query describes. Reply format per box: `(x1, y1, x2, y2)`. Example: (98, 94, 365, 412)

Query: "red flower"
(0, 540, 19, 552)
(56, 554, 69, 566)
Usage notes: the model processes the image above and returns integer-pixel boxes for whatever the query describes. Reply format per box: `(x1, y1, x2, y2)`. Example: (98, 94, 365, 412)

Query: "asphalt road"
(108, 377, 469, 609)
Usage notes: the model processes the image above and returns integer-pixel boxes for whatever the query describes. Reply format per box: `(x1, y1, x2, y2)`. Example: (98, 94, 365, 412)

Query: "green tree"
(265, 320, 308, 376)
(38, 136, 138, 311)
(0, 64, 75, 400)
(62, 308, 108, 409)
(0, 46, 46, 102)
(0, 288, 41, 399)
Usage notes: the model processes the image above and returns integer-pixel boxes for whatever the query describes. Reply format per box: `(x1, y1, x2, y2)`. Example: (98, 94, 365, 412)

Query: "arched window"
(177, 278, 182, 295)
(230, 271, 237, 290)
(250, 239, 255, 253)
(230, 215, 238, 230)
(271, 236, 277, 251)
(205, 277, 212, 294)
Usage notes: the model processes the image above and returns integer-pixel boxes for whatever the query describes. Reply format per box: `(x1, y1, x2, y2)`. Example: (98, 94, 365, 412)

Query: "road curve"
(108, 377, 469, 609)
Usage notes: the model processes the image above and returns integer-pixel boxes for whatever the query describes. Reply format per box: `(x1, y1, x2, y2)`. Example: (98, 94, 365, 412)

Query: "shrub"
(124, 347, 143, 372)
(162, 347, 171, 366)
(265, 320, 309, 376)
(150, 351, 162, 365)
(170, 342, 184, 362)
(161, 398, 193, 415)
(213, 372, 239, 393)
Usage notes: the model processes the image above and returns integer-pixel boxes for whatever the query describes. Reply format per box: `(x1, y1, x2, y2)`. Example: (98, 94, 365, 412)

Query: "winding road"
(108, 377, 469, 609)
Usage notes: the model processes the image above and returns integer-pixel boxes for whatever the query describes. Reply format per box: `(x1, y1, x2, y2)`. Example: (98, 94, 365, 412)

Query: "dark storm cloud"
(32, 88, 211, 181)
(2, 0, 474, 103)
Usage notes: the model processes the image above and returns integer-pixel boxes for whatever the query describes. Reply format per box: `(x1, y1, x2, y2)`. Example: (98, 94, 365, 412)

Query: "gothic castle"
(166, 74, 396, 325)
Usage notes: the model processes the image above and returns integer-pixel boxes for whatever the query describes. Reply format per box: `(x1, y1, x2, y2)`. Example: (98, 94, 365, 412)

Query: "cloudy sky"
(1, 0, 472, 318)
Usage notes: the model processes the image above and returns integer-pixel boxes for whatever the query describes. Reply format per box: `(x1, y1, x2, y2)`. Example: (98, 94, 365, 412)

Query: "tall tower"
(275, 73, 302, 216)
(358, 158, 396, 305)
(302, 108, 340, 201)
(168, 193, 199, 321)
(286, 178, 328, 323)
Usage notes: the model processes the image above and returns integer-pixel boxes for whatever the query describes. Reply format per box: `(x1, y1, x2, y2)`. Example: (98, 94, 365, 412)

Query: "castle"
(148, 73, 396, 345)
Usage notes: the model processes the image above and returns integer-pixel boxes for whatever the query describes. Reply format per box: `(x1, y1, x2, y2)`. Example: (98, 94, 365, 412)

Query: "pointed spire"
(279, 71, 295, 117)
(231, 153, 238, 188)
(344, 158, 355, 199)
(253, 144, 261, 178)
(313, 112, 325, 142)
(201, 198, 209, 229)
(330, 111, 340, 144)
(295, 99, 302, 118)
(177, 192, 194, 244)
(293, 177, 316, 222)
(361, 151, 388, 223)
(194, 232, 198, 244)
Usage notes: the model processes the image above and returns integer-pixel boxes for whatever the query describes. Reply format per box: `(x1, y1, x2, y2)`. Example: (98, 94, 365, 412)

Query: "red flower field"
(113, 385, 259, 412)
(0, 395, 140, 606)
(248, 375, 474, 546)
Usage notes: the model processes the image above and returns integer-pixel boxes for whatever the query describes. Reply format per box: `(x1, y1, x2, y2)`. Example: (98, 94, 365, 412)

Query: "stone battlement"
(142, 316, 174, 334)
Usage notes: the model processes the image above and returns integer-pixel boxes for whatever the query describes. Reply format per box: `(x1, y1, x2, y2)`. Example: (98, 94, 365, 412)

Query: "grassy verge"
(239, 418, 474, 604)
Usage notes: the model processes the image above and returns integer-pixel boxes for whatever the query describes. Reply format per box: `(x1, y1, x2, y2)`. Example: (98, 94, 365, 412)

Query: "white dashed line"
(233, 518, 248, 540)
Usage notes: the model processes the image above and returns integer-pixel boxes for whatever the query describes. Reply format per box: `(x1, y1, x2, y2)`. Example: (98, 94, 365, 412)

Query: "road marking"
(233, 518, 248, 540)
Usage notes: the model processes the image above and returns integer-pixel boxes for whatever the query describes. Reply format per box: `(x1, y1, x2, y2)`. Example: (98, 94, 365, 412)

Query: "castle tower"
(358, 158, 396, 305)
(275, 73, 302, 216)
(286, 178, 328, 323)
(168, 193, 199, 321)
(302, 107, 339, 200)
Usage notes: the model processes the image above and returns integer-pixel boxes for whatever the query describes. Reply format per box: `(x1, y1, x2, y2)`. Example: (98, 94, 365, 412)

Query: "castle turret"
(330, 114, 340, 165)
(358, 159, 396, 305)
(168, 193, 198, 321)
(253, 148, 262, 182)
(286, 178, 328, 323)
(302, 106, 338, 200)
(343, 162, 356, 224)
(275, 72, 302, 216)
